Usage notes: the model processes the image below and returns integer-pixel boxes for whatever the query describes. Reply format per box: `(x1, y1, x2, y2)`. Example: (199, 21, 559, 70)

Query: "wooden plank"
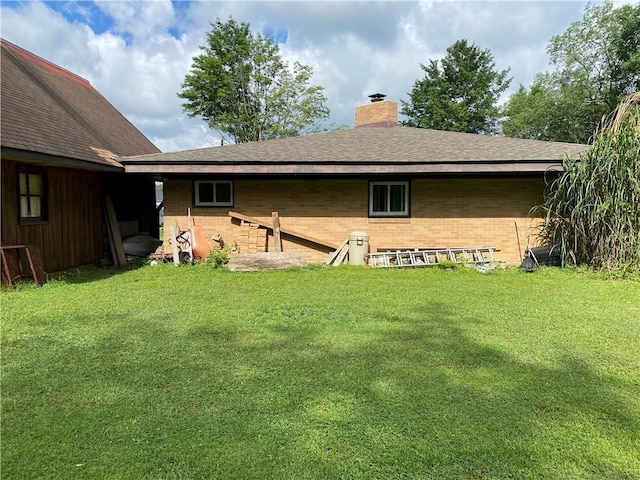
(25, 245, 47, 286)
(326, 238, 349, 265)
(332, 243, 349, 266)
(186, 209, 194, 263)
(169, 226, 180, 266)
(103, 203, 118, 266)
(227, 252, 307, 272)
(272, 211, 282, 253)
(1, 248, 21, 286)
(228, 211, 339, 250)
(0, 245, 47, 286)
(103, 195, 127, 266)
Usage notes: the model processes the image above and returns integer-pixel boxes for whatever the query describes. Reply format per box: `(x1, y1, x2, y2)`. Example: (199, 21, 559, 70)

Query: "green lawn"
(1, 265, 639, 479)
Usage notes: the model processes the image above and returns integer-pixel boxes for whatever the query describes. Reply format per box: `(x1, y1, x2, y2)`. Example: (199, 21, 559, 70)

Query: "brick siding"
(163, 177, 545, 265)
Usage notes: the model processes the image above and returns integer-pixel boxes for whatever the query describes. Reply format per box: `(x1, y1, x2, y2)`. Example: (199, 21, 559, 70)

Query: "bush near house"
(538, 92, 640, 274)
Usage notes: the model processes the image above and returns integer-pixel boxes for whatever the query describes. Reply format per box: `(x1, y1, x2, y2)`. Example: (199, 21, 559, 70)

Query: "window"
(194, 180, 233, 207)
(369, 181, 409, 217)
(18, 169, 48, 223)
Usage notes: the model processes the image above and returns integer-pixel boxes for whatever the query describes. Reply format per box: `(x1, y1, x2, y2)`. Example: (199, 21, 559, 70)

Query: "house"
(120, 96, 587, 266)
(1, 38, 161, 274)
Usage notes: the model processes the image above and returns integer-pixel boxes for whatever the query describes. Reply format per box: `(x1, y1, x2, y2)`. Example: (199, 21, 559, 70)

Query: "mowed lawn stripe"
(2, 265, 639, 479)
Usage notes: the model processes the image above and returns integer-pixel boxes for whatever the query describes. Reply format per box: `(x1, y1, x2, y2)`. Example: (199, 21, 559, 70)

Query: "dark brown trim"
(125, 162, 563, 175)
(1, 147, 124, 173)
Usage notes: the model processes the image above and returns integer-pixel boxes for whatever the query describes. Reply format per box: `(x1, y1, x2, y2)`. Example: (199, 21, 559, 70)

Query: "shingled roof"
(1, 38, 160, 171)
(121, 126, 588, 176)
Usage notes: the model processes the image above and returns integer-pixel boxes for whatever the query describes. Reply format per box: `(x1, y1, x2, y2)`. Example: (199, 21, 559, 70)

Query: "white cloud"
(93, 0, 176, 39)
(1, 0, 599, 152)
(0, 1, 100, 76)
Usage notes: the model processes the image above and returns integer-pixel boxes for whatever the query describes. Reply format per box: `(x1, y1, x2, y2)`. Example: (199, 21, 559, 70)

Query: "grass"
(1, 264, 639, 479)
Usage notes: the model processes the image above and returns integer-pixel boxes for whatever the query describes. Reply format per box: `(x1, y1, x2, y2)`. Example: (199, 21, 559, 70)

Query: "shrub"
(537, 92, 640, 274)
(207, 249, 229, 269)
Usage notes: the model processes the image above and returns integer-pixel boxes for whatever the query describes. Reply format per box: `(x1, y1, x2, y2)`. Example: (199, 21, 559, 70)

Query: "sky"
(0, 0, 624, 153)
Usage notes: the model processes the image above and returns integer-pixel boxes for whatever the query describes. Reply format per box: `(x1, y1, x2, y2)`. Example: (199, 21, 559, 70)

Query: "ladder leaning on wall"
(366, 247, 502, 268)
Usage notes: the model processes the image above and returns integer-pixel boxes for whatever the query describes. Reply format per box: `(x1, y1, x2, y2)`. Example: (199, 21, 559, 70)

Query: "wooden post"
(169, 226, 180, 266)
(272, 211, 282, 253)
(186, 208, 194, 262)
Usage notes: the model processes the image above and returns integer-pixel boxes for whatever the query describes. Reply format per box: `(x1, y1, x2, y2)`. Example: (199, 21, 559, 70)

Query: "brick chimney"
(355, 93, 398, 128)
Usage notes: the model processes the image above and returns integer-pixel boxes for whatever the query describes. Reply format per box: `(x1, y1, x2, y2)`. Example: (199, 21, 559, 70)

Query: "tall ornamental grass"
(538, 92, 640, 273)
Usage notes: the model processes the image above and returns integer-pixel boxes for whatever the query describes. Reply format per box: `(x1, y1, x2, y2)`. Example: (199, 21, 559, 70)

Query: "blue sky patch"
(263, 26, 288, 45)
(43, 1, 114, 34)
(171, 0, 191, 17)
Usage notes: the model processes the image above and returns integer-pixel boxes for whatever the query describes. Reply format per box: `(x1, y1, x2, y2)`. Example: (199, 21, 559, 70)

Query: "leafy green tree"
(502, 74, 593, 144)
(401, 39, 511, 134)
(178, 18, 329, 143)
(503, 1, 640, 143)
(610, 2, 640, 102)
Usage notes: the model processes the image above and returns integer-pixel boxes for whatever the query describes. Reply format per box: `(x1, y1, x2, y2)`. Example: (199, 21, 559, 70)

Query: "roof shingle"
(1, 38, 160, 168)
(121, 126, 588, 175)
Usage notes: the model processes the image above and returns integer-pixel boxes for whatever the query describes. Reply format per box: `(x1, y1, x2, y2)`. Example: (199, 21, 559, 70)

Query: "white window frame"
(369, 181, 410, 217)
(194, 180, 233, 207)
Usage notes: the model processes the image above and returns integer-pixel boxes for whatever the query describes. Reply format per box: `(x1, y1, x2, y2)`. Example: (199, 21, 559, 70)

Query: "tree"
(178, 18, 330, 143)
(502, 1, 640, 143)
(401, 39, 511, 134)
(502, 74, 592, 144)
(535, 92, 640, 274)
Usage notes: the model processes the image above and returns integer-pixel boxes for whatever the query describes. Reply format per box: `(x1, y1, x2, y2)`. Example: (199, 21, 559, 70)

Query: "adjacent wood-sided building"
(121, 96, 588, 265)
(1, 39, 160, 273)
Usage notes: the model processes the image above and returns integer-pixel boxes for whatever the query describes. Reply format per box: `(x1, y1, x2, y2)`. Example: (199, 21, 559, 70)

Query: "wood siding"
(2, 160, 159, 273)
(2, 159, 104, 272)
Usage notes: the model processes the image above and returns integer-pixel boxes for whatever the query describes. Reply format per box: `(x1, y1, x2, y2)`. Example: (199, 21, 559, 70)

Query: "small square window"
(194, 180, 233, 207)
(18, 169, 48, 223)
(369, 181, 409, 217)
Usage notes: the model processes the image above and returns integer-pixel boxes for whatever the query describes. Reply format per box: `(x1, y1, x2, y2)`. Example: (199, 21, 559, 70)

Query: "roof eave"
(1, 147, 125, 172)
(123, 161, 563, 175)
